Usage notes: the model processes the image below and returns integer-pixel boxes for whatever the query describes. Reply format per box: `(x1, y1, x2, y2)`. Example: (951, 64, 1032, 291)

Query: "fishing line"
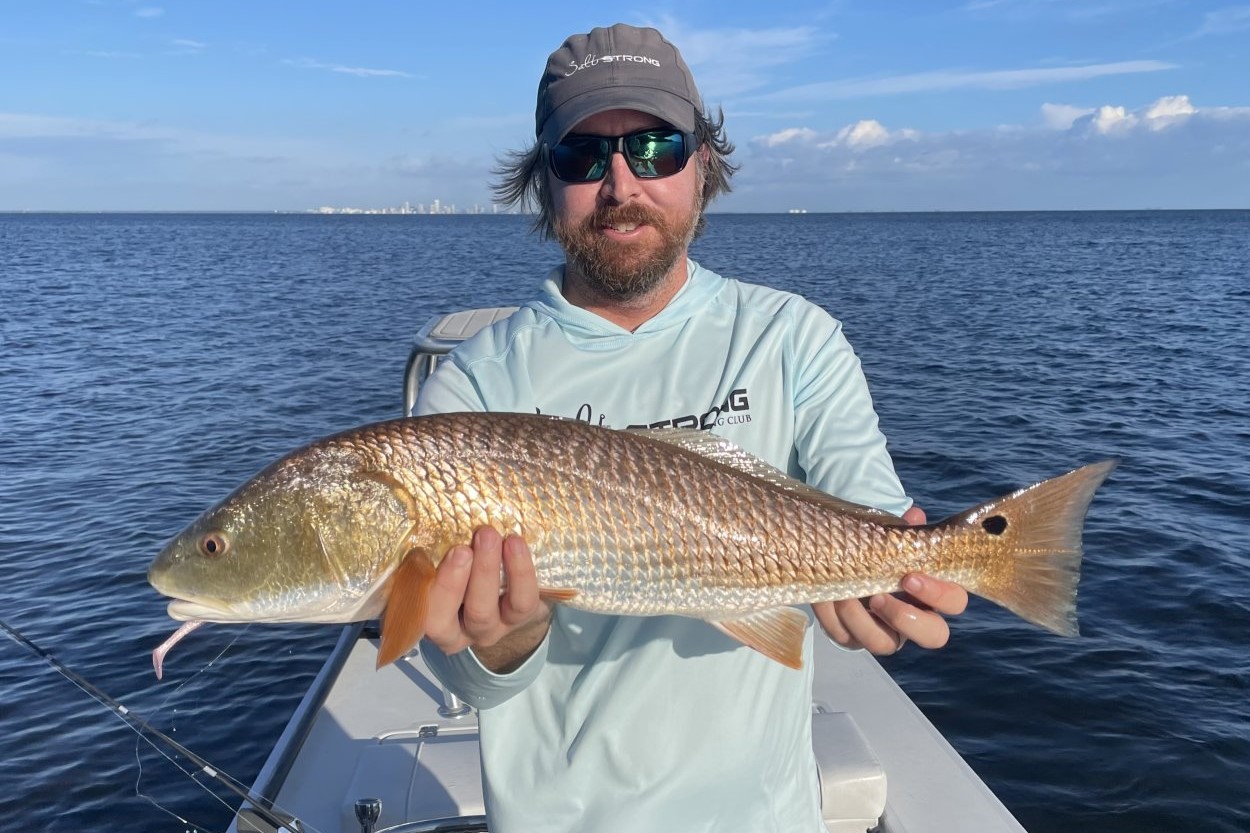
(0, 619, 320, 833)
(134, 625, 265, 832)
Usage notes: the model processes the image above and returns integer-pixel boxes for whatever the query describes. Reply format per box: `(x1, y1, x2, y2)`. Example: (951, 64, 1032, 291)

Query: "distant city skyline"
(311, 199, 505, 215)
(2, 2, 1247, 212)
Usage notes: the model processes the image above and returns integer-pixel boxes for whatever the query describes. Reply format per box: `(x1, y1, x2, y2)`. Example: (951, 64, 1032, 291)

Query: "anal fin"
(377, 547, 437, 669)
(711, 607, 809, 669)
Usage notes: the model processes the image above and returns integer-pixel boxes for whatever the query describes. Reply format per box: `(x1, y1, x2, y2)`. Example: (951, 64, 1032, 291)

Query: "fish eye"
(198, 532, 230, 558)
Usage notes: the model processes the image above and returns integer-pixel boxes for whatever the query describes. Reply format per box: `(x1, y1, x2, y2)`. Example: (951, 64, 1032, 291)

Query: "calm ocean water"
(1, 211, 1247, 832)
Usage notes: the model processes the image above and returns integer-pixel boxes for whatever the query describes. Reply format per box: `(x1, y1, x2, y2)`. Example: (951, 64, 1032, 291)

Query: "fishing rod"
(0, 618, 303, 833)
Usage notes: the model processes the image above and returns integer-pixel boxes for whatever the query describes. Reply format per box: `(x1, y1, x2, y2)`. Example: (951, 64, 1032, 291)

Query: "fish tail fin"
(377, 547, 437, 668)
(952, 459, 1117, 636)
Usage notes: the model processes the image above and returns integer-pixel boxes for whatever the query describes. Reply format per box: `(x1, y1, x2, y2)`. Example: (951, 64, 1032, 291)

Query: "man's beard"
(554, 197, 701, 303)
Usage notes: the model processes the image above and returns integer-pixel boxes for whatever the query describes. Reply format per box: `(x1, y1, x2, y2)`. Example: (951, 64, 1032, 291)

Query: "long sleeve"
(419, 629, 550, 710)
(788, 304, 911, 516)
(413, 356, 551, 706)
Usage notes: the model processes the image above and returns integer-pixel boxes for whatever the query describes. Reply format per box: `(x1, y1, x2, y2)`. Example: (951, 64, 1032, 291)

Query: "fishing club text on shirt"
(536, 388, 752, 430)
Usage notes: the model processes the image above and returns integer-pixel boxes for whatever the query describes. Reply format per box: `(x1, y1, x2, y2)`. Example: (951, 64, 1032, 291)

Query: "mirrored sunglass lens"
(626, 132, 685, 177)
(552, 138, 609, 181)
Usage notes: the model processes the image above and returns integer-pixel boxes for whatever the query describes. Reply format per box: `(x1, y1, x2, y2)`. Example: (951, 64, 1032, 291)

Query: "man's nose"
(598, 150, 642, 203)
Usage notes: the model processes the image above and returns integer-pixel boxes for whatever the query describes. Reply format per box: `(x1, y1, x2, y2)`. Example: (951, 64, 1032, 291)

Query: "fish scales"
(335, 414, 951, 613)
(148, 411, 1116, 673)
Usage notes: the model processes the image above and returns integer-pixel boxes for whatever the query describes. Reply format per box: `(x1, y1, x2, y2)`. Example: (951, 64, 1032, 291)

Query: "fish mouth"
(166, 598, 246, 623)
(165, 595, 365, 625)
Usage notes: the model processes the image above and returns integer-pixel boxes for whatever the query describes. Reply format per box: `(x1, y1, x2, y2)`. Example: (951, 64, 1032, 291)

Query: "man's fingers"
(901, 573, 968, 616)
(423, 544, 473, 651)
(840, 596, 907, 655)
(418, 529, 549, 658)
(500, 534, 543, 626)
(813, 600, 856, 649)
(459, 527, 505, 635)
(869, 592, 949, 650)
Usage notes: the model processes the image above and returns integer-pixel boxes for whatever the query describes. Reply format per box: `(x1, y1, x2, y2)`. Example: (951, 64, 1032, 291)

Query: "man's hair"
(492, 108, 738, 240)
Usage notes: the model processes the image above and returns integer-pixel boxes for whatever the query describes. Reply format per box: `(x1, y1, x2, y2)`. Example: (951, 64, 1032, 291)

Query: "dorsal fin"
(630, 427, 909, 526)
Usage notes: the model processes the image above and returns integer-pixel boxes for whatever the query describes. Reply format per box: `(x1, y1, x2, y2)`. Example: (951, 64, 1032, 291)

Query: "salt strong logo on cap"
(536, 23, 704, 146)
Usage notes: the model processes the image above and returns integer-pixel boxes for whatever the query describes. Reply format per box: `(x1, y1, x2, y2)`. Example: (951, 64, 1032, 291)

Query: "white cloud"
(171, 39, 207, 51)
(283, 58, 412, 79)
(733, 95, 1250, 210)
(761, 121, 925, 152)
(1088, 104, 1136, 134)
(1043, 95, 1205, 135)
(1041, 103, 1094, 130)
(1145, 95, 1196, 119)
(749, 60, 1176, 103)
(1143, 94, 1196, 128)
(761, 127, 819, 147)
(134, 6, 163, 18)
(834, 120, 890, 148)
(821, 119, 917, 149)
(1071, 94, 1204, 135)
(1203, 104, 1250, 120)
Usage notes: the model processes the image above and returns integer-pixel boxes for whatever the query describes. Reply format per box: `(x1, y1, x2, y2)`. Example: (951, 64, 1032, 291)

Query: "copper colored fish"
(148, 412, 1115, 677)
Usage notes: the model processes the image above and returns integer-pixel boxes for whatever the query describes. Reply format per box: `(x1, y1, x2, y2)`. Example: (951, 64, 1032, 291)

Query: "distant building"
(309, 199, 514, 215)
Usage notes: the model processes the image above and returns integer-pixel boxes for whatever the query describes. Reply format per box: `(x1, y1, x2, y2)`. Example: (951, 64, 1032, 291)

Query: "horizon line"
(2, 207, 1247, 216)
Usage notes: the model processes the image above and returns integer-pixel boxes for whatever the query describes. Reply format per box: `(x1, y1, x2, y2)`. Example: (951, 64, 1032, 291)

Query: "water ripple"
(2, 211, 1248, 832)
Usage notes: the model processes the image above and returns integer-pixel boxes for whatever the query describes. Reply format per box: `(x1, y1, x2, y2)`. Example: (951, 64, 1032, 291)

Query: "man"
(414, 23, 967, 833)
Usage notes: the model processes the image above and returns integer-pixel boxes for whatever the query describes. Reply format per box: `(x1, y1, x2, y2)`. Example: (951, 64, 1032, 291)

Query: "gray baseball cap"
(536, 24, 703, 146)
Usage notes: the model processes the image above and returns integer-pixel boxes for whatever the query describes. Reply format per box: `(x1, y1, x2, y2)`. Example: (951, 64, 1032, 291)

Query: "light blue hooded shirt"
(414, 259, 909, 833)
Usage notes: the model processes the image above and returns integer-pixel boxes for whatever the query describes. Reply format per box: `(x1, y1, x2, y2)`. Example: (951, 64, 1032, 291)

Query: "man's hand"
(813, 505, 969, 655)
(423, 527, 554, 673)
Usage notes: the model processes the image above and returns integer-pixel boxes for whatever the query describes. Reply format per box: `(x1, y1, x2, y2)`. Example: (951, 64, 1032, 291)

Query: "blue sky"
(2, 0, 1247, 211)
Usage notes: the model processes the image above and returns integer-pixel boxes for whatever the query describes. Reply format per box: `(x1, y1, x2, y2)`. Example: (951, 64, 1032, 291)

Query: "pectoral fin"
(711, 607, 809, 669)
(539, 587, 579, 603)
(377, 547, 437, 669)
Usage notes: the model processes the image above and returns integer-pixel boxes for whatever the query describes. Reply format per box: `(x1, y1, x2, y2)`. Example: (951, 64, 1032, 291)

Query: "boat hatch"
(812, 708, 887, 833)
(404, 307, 519, 417)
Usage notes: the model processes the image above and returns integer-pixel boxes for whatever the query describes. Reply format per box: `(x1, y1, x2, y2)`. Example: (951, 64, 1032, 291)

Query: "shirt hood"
(527, 259, 725, 342)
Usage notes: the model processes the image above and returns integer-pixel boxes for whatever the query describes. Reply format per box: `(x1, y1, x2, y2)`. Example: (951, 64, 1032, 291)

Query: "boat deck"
(231, 628, 1025, 833)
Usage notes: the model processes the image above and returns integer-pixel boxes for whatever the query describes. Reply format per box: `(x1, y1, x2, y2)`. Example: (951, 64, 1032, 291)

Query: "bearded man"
(414, 22, 968, 833)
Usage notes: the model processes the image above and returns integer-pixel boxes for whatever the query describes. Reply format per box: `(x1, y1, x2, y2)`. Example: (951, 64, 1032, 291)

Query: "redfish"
(148, 412, 1114, 676)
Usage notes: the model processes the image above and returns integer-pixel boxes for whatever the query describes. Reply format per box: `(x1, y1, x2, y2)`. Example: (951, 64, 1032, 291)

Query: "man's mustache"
(588, 203, 667, 230)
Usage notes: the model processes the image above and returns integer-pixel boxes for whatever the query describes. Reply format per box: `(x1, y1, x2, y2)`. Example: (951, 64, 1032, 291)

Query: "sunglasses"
(548, 128, 699, 183)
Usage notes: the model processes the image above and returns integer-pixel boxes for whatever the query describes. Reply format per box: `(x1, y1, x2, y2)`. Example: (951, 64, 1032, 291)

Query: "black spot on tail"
(982, 515, 1008, 536)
